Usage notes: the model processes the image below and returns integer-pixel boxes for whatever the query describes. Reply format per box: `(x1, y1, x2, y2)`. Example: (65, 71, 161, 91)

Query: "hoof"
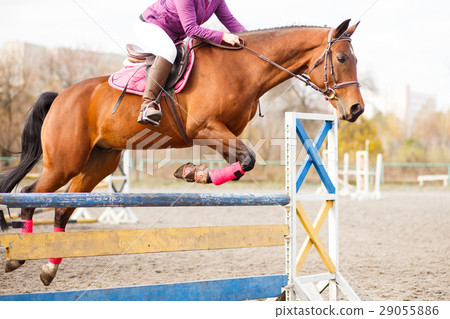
(174, 164, 188, 180)
(275, 290, 286, 301)
(174, 163, 211, 184)
(5, 260, 25, 273)
(40, 263, 59, 286)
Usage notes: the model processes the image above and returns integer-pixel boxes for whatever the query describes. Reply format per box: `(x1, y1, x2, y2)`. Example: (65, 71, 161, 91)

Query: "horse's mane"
(238, 25, 329, 35)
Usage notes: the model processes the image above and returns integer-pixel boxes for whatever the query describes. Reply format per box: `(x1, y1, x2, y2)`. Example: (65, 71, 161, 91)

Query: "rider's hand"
(222, 33, 240, 46)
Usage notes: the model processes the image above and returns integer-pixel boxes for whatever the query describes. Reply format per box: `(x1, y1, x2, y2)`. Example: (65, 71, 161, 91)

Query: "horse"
(0, 19, 364, 285)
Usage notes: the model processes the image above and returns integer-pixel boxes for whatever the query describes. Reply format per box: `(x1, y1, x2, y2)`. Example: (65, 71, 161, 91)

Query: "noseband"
(306, 30, 360, 101)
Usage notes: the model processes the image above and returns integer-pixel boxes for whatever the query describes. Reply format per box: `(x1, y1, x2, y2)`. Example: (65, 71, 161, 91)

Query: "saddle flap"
(165, 40, 190, 90)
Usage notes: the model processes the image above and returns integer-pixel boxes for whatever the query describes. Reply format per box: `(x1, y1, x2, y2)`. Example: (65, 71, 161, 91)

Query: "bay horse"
(0, 20, 364, 285)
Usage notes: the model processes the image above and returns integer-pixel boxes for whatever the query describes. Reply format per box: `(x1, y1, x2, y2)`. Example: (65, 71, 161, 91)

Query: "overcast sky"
(1, 0, 449, 111)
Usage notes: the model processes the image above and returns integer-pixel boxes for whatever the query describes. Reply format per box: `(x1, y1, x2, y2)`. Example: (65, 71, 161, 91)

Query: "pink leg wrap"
(20, 219, 33, 233)
(49, 227, 65, 265)
(209, 162, 245, 185)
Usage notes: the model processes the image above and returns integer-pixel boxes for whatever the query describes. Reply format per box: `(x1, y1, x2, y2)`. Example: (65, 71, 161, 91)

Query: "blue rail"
(0, 275, 288, 301)
(0, 192, 290, 208)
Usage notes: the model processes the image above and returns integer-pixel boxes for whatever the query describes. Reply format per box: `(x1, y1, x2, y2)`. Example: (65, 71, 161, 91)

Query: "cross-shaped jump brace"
(295, 119, 335, 194)
(294, 119, 336, 274)
(296, 200, 335, 274)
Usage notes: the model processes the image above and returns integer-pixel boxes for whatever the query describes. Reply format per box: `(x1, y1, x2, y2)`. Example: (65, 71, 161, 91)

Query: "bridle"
(306, 30, 360, 101)
(234, 30, 360, 102)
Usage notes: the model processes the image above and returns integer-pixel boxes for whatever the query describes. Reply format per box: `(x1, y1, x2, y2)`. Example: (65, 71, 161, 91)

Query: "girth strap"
(164, 93, 192, 146)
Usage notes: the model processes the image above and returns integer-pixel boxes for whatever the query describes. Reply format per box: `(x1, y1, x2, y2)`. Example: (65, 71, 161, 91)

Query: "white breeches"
(134, 18, 177, 63)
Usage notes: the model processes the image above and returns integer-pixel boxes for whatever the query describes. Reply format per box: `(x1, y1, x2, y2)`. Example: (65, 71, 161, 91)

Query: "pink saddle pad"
(108, 47, 195, 96)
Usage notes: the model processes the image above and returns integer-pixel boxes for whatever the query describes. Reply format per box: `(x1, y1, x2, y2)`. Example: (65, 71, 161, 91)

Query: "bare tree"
(0, 43, 122, 165)
(0, 44, 36, 159)
(43, 48, 123, 91)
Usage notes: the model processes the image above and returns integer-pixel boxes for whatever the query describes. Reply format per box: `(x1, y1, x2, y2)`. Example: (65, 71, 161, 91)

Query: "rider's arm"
(174, 0, 224, 44)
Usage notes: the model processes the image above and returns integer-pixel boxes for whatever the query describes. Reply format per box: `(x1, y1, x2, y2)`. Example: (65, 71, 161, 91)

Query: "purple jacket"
(141, 0, 245, 44)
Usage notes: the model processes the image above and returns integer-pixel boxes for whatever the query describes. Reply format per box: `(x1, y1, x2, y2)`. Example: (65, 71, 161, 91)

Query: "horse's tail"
(0, 92, 58, 231)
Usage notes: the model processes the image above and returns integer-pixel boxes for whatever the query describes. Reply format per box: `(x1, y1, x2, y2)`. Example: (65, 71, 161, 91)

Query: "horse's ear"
(332, 19, 351, 39)
(345, 21, 360, 37)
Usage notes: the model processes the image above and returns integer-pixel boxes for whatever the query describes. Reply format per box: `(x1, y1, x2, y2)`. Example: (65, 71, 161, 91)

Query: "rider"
(135, 0, 246, 126)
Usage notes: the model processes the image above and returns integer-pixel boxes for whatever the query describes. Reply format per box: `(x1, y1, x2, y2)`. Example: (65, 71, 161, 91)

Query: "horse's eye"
(337, 56, 346, 63)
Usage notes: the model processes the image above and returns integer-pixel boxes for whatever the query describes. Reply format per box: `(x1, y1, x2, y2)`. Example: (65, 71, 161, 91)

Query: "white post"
(327, 113, 339, 301)
(285, 112, 297, 301)
(355, 152, 362, 194)
(342, 153, 350, 195)
(355, 151, 369, 197)
(364, 152, 369, 194)
(123, 150, 131, 193)
(374, 154, 382, 199)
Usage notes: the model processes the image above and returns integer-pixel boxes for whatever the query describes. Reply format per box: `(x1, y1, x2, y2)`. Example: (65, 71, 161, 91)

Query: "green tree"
(395, 138, 426, 162)
(371, 111, 405, 161)
(338, 116, 383, 164)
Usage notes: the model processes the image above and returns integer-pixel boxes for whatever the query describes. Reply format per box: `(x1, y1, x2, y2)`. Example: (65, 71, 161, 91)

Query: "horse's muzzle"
(346, 103, 364, 122)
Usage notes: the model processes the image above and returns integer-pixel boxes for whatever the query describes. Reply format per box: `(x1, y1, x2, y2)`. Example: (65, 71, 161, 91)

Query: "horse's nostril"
(350, 103, 361, 115)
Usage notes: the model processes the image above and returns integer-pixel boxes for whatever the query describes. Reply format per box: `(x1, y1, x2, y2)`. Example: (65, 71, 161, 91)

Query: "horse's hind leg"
(4, 181, 39, 272)
(4, 169, 76, 273)
(40, 147, 122, 286)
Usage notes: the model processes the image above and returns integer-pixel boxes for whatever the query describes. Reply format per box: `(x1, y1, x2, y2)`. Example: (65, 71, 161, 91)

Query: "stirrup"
(138, 101, 162, 126)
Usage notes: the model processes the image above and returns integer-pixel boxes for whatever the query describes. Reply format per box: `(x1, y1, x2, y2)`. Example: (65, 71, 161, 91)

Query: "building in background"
(383, 84, 436, 124)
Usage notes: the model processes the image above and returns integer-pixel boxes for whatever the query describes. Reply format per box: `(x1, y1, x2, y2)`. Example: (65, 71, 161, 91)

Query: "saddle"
(126, 40, 192, 90)
(109, 39, 196, 97)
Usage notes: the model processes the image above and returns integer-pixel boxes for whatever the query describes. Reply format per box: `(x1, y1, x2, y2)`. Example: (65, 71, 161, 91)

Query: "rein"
(236, 41, 329, 98)
(195, 30, 360, 101)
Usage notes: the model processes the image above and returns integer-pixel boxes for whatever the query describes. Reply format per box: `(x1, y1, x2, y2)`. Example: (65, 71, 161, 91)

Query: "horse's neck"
(242, 27, 329, 96)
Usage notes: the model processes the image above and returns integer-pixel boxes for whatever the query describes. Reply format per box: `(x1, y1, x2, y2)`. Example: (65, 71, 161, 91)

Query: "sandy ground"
(0, 186, 449, 301)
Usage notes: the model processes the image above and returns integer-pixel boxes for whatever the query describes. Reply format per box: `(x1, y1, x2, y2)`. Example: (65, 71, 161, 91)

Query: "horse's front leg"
(39, 148, 122, 286)
(174, 122, 256, 185)
(39, 207, 74, 286)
